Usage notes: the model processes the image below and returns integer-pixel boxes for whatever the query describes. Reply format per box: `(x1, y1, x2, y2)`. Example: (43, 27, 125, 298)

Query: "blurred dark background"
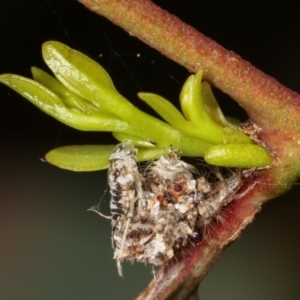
(0, 1, 300, 299)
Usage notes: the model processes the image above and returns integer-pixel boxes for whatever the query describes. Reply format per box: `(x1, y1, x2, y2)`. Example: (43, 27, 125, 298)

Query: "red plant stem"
(79, 0, 300, 191)
(78, 0, 300, 299)
(78, 0, 300, 129)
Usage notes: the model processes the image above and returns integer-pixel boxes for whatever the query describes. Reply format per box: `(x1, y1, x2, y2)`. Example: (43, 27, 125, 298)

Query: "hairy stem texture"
(78, 1, 300, 299)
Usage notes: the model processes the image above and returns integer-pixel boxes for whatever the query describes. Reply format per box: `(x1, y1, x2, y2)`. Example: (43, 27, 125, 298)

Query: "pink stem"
(78, 0, 300, 298)
(79, 0, 300, 129)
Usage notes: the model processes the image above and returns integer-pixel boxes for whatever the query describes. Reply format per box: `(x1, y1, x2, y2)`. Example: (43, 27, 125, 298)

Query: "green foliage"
(0, 41, 272, 171)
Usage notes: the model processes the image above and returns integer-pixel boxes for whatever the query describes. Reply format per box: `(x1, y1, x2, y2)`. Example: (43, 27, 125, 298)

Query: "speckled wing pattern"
(103, 142, 244, 276)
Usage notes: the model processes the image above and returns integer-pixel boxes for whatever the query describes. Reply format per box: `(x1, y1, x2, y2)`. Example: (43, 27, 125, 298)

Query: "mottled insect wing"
(107, 142, 143, 276)
(94, 142, 246, 277)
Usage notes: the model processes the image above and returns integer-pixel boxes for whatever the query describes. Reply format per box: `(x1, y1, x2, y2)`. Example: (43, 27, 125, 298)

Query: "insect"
(107, 142, 144, 276)
(91, 142, 245, 277)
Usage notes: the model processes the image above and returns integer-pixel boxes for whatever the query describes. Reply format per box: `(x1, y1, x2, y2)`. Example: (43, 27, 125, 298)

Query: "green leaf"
(139, 92, 225, 141)
(204, 143, 272, 168)
(0, 74, 130, 132)
(31, 67, 105, 114)
(45, 145, 116, 171)
(179, 71, 224, 144)
(223, 127, 252, 144)
(42, 41, 135, 120)
(138, 92, 187, 125)
(0, 73, 66, 115)
(137, 147, 167, 162)
(45, 144, 168, 171)
(201, 81, 231, 127)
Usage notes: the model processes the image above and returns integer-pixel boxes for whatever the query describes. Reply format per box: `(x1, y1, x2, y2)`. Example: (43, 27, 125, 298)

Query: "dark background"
(0, 1, 300, 299)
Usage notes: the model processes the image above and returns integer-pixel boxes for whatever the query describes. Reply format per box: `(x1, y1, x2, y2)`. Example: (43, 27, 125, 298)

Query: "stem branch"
(78, 1, 300, 298)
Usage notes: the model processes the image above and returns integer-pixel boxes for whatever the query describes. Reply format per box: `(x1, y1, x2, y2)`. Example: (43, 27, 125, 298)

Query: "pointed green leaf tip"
(0, 41, 273, 169)
(45, 144, 168, 171)
(204, 144, 272, 168)
(42, 41, 133, 119)
(46, 145, 116, 171)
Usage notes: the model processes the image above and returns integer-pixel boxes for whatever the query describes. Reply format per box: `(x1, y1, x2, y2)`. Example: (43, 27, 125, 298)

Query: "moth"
(91, 142, 245, 277)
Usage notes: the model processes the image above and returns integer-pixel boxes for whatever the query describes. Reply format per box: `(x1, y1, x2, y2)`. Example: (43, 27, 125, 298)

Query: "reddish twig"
(78, 0, 300, 299)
